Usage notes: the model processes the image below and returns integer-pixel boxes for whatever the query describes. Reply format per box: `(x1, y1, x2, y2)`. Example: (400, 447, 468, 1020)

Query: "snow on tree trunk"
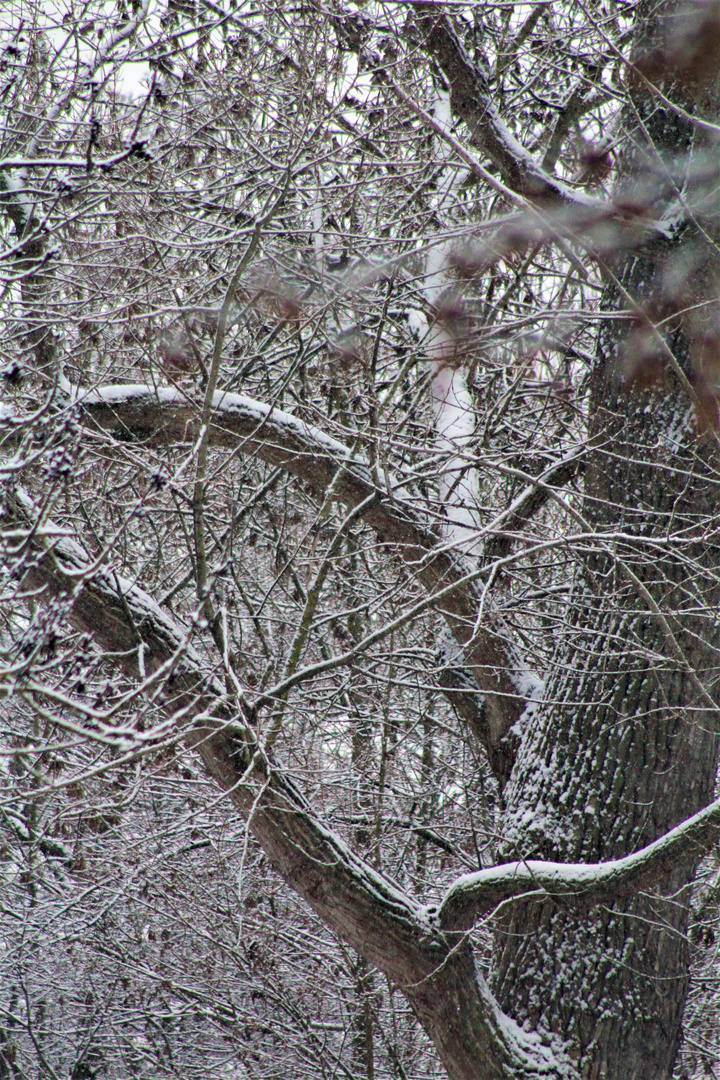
(492, 10, 720, 1072)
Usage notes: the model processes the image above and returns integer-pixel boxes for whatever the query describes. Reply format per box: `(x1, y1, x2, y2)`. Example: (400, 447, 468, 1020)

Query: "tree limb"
(57, 380, 531, 779)
(413, 5, 595, 207)
(0, 485, 570, 1080)
(7, 478, 715, 1073)
(482, 446, 585, 562)
(435, 795, 720, 931)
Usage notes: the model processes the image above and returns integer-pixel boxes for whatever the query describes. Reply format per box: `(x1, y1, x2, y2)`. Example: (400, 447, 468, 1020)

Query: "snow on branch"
(0, 485, 429, 965)
(414, 6, 596, 207)
(0, 145, 155, 174)
(434, 794, 720, 931)
(57, 379, 532, 771)
(410, 6, 680, 256)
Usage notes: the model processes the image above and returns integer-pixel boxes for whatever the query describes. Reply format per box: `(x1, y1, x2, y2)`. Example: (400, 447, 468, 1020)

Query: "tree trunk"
(493, 8, 720, 1074)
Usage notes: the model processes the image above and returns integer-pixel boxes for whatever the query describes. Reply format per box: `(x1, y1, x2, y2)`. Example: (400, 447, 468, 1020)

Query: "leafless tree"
(3, 1, 720, 1078)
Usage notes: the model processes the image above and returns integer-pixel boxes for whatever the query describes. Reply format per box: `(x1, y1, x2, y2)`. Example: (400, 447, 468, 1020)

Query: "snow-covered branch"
(435, 794, 720, 931)
(414, 6, 596, 208)
(57, 379, 532, 776)
(0, 144, 154, 174)
(0, 486, 432, 968)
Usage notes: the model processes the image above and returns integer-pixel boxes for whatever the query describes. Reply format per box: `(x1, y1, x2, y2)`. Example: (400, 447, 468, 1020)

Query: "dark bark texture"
(491, 8, 720, 1076)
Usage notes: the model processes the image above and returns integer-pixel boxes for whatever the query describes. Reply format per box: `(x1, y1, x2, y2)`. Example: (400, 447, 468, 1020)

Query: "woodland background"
(3, 1, 720, 1078)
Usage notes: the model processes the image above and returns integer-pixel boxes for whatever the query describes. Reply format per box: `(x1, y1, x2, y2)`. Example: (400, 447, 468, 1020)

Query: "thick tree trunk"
(492, 8, 720, 1073)
(494, 393, 720, 1075)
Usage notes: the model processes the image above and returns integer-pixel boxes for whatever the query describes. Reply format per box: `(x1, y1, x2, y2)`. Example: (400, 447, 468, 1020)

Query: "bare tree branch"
(435, 795, 720, 931)
(482, 447, 585, 562)
(413, 5, 595, 207)
(58, 380, 532, 778)
(5, 483, 715, 1075)
(1, 485, 571, 1080)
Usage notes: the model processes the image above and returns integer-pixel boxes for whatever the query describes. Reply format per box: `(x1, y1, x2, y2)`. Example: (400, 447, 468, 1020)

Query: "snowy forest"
(3, 0, 720, 1077)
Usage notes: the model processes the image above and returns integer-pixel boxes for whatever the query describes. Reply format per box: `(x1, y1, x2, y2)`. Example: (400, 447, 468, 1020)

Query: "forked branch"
(1, 485, 572, 1080)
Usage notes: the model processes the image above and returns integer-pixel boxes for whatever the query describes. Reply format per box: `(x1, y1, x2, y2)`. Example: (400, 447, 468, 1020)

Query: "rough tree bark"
(6, 481, 720, 1080)
(485, 6, 720, 1078)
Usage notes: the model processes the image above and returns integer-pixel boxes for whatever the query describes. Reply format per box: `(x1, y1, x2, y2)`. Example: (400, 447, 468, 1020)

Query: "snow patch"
(5, 169, 32, 223)
(429, 360, 481, 555)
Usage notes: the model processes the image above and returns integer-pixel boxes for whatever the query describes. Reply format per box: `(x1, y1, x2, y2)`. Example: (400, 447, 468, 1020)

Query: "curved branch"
(0, 484, 439, 973)
(60, 380, 531, 776)
(435, 795, 720, 931)
(413, 6, 594, 207)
